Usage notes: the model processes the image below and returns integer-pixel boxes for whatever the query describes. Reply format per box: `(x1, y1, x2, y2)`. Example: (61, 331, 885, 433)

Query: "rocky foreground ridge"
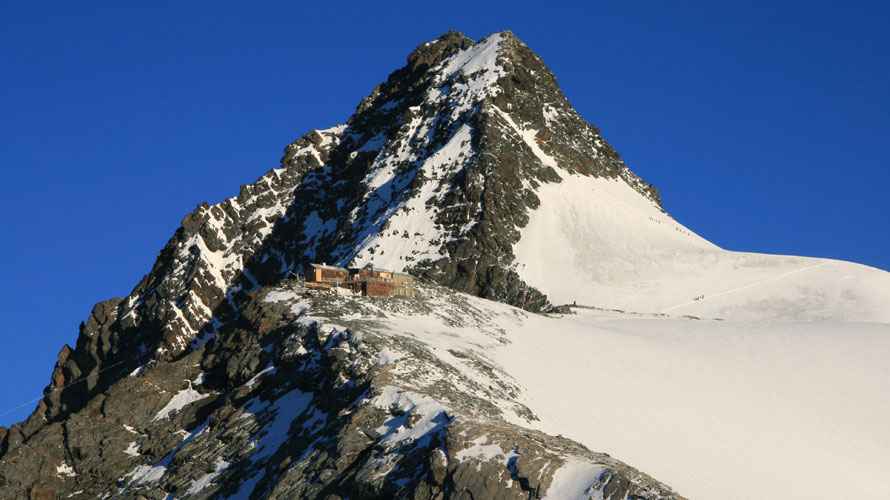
(1, 281, 683, 499)
(0, 31, 682, 499)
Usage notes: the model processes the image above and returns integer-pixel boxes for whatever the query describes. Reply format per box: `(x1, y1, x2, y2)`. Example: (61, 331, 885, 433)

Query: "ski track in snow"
(661, 260, 831, 312)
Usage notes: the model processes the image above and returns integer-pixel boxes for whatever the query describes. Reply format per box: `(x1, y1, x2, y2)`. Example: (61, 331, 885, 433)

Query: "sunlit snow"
(347, 289, 890, 500)
(513, 168, 890, 322)
(152, 384, 209, 421)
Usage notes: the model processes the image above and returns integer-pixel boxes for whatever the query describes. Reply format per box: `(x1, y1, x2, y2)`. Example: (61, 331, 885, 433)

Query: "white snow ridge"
(500, 112, 890, 499)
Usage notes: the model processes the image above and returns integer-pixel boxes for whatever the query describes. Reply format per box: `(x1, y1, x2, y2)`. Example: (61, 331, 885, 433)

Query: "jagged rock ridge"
(0, 31, 682, 499)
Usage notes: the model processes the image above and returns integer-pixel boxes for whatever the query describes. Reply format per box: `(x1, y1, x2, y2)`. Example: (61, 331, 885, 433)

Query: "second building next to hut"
(305, 263, 415, 298)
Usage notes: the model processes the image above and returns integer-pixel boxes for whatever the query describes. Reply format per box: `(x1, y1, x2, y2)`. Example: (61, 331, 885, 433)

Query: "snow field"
(499, 311, 890, 500)
(355, 288, 890, 500)
(512, 169, 890, 322)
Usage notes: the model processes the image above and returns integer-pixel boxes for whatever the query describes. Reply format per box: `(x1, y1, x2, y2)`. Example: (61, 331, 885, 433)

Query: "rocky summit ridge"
(0, 31, 682, 499)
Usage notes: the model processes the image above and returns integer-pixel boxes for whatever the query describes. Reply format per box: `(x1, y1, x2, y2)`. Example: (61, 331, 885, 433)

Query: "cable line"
(0, 358, 130, 419)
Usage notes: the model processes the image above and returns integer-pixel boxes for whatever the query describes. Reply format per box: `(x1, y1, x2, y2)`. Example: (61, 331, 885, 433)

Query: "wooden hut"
(305, 262, 414, 298)
(392, 272, 415, 298)
(353, 267, 393, 281)
(306, 263, 349, 285)
(359, 279, 395, 297)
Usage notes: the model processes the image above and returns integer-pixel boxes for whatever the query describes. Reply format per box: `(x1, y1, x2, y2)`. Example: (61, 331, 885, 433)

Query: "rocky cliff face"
(0, 31, 680, 499)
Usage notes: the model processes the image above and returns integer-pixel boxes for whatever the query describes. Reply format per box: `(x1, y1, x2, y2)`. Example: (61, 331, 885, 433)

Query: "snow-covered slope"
(323, 283, 890, 500)
(513, 168, 890, 322)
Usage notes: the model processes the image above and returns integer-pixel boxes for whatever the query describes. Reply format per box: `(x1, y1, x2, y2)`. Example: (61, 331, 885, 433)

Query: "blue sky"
(1, 1, 888, 427)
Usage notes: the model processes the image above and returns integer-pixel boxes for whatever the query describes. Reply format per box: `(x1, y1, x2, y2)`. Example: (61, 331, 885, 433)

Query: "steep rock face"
(0, 31, 680, 499)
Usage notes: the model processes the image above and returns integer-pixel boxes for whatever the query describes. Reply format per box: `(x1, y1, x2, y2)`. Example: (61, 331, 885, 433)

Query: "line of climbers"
(304, 262, 416, 298)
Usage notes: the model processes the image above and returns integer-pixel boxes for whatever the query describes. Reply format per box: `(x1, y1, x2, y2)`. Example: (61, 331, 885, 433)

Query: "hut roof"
(309, 263, 348, 272)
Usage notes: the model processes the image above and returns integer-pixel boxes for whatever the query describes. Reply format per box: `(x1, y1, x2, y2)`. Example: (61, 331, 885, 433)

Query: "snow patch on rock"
(153, 384, 209, 421)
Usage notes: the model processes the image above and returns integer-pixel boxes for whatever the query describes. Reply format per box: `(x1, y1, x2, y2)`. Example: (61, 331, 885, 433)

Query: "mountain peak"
(276, 30, 665, 310)
(3, 29, 889, 500)
(4, 29, 673, 451)
(406, 30, 475, 75)
(406, 30, 525, 73)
